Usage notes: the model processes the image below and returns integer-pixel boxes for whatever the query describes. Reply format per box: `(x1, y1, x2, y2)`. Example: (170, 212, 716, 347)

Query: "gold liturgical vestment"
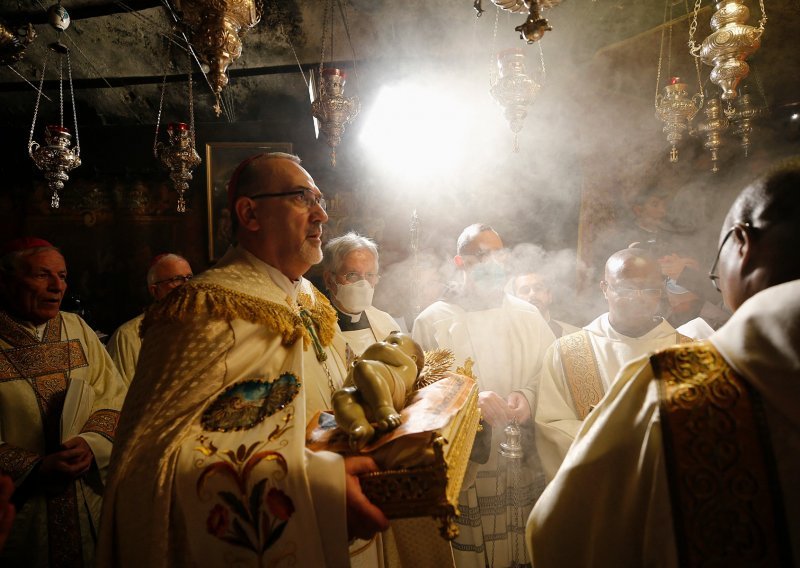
(97, 246, 353, 568)
(0, 310, 125, 568)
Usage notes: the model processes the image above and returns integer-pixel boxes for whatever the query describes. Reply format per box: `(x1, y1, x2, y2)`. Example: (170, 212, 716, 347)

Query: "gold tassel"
(142, 282, 337, 350)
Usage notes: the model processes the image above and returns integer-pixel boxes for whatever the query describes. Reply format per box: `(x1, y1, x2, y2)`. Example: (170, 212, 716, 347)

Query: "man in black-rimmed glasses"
(528, 158, 800, 567)
(98, 153, 389, 568)
(106, 253, 193, 387)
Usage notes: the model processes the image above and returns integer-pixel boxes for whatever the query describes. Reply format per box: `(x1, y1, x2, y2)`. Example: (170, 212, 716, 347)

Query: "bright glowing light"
(359, 82, 493, 185)
(792, 113, 799, 121)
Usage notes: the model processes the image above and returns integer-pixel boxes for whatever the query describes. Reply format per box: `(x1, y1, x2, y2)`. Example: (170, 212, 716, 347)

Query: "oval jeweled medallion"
(201, 373, 300, 432)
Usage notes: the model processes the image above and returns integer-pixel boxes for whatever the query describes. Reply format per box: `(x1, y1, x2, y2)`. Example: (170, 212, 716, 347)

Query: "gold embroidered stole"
(560, 330, 694, 420)
(0, 312, 88, 454)
(652, 342, 792, 567)
(0, 311, 88, 567)
(558, 331, 604, 420)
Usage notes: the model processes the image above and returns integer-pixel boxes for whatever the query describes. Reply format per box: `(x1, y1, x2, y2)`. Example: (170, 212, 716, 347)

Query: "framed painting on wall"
(206, 142, 292, 261)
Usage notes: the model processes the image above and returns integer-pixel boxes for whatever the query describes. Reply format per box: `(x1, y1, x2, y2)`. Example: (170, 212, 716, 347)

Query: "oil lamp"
(28, 4, 80, 209)
(655, 77, 702, 162)
(490, 48, 540, 151)
(311, 68, 360, 167)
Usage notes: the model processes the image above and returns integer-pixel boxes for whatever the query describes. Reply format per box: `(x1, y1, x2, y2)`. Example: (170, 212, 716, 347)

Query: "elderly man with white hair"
(106, 253, 193, 386)
(323, 232, 400, 358)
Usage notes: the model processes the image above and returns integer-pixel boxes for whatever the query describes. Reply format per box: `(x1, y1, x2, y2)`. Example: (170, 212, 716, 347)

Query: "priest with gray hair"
(323, 232, 400, 358)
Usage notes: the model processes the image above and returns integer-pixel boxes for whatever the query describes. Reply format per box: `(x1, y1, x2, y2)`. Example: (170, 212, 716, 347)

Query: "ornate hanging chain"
(67, 49, 79, 154)
(59, 53, 64, 128)
(29, 50, 51, 150)
(336, 0, 360, 87)
(654, 0, 671, 109)
(538, 40, 546, 82)
(188, 48, 195, 146)
(153, 41, 170, 157)
(688, 0, 703, 55)
(685, 0, 705, 107)
(318, 0, 333, 81)
(488, 6, 500, 85)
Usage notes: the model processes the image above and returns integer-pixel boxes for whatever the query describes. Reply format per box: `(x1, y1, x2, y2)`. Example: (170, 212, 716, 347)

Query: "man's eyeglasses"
(154, 274, 193, 287)
(340, 271, 380, 285)
(249, 188, 327, 212)
(708, 222, 751, 293)
(603, 281, 662, 299)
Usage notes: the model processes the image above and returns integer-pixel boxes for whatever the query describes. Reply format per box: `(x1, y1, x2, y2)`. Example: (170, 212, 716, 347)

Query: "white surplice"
(413, 294, 555, 568)
(527, 279, 800, 567)
(0, 311, 126, 568)
(535, 313, 686, 480)
(106, 313, 143, 387)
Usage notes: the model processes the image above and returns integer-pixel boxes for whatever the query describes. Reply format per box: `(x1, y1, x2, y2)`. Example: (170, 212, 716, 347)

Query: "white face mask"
(334, 279, 374, 314)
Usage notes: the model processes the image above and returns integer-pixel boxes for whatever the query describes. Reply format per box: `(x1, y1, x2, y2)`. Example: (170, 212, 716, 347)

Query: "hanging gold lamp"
(694, 96, 729, 172)
(173, 0, 261, 116)
(311, 68, 360, 167)
(490, 48, 541, 151)
(28, 4, 81, 209)
(689, 0, 766, 103)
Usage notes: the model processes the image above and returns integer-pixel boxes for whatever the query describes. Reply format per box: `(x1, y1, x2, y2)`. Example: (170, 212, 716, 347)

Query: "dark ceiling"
(1, 0, 796, 129)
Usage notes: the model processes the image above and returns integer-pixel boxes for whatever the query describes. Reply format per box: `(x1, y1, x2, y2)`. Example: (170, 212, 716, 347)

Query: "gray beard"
(301, 240, 323, 266)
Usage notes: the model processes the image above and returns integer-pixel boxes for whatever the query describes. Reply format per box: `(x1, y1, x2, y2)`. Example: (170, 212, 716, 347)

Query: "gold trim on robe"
(142, 282, 336, 351)
(561, 330, 694, 420)
(653, 341, 793, 567)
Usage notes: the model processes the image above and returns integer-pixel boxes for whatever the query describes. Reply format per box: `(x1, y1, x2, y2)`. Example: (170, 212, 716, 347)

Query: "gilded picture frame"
(206, 142, 292, 262)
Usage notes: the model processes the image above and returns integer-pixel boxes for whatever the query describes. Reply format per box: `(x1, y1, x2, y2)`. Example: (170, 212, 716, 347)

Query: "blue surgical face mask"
(469, 261, 508, 293)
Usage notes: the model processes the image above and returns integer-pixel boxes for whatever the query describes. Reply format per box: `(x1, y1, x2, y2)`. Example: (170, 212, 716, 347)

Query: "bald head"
(604, 248, 662, 283)
(602, 248, 664, 337)
(716, 157, 800, 310)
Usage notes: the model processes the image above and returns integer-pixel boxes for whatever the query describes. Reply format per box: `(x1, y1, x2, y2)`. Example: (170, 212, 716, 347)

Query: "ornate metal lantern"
(173, 0, 260, 116)
(655, 77, 702, 163)
(311, 68, 360, 167)
(154, 51, 201, 213)
(690, 0, 766, 102)
(29, 124, 81, 209)
(490, 48, 541, 151)
(155, 123, 201, 213)
(729, 89, 765, 156)
(28, 35, 81, 209)
(694, 96, 729, 173)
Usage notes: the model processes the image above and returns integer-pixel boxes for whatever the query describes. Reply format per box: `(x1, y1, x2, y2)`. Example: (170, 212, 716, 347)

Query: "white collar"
(240, 247, 303, 303)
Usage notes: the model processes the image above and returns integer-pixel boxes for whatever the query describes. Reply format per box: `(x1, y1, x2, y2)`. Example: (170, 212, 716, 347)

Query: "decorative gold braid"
(297, 287, 337, 347)
(653, 341, 792, 566)
(142, 283, 336, 349)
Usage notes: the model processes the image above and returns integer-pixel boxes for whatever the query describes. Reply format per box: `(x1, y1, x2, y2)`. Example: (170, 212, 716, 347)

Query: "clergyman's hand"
(39, 436, 95, 483)
(344, 456, 390, 541)
(478, 390, 512, 428)
(507, 391, 532, 424)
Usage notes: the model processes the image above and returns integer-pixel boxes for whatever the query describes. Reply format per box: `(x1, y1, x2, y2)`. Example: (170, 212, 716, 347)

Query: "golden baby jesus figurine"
(333, 332, 425, 450)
